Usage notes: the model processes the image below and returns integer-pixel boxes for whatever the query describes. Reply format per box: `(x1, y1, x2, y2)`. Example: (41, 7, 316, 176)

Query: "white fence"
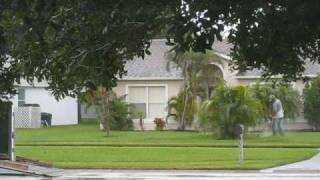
(14, 106, 41, 128)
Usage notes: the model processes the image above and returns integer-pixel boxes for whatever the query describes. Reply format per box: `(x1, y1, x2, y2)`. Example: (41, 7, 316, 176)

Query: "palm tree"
(167, 90, 197, 127)
(166, 49, 223, 130)
(199, 83, 263, 138)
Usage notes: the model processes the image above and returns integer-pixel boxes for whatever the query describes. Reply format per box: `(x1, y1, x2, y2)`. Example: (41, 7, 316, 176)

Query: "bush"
(304, 76, 320, 131)
(199, 83, 262, 139)
(154, 118, 166, 131)
(80, 89, 133, 133)
(109, 99, 133, 131)
(167, 90, 197, 127)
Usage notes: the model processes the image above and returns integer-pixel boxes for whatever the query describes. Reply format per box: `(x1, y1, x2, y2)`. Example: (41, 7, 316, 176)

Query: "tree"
(167, 90, 197, 128)
(0, 0, 178, 98)
(81, 87, 133, 135)
(304, 76, 320, 131)
(81, 87, 115, 136)
(166, 50, 222, 130)
(167, 0, 320, 81)
(1, 1, 319, 99)
(199, 83, 262, 138)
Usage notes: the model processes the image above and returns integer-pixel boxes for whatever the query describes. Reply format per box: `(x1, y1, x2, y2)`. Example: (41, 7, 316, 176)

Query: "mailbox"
(235, 124, 244, 137)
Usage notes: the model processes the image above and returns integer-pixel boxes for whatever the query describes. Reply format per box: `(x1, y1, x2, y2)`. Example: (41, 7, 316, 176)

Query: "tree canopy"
(0, 0, 319, 98)
(168, 0, 320, 80)
(0, 0, 177, 98)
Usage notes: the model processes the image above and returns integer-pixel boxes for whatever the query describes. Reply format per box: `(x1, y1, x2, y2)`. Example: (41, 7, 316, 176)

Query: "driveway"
(263, 151, 320, 173)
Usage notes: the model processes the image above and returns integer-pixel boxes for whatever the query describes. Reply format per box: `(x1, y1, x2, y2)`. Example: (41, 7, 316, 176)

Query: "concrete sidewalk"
(262, 151, 320, 173)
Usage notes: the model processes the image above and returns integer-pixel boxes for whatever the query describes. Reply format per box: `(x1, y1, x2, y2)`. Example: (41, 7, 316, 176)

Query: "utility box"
(0, 101, 14, 160)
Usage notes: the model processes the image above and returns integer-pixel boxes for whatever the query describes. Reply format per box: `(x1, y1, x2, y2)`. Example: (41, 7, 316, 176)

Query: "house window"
(18, 88, 26, 106)
(128, 85, 166, 119)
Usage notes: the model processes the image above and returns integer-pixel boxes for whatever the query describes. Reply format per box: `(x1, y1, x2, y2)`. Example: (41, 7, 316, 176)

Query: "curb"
(0, 160, 52, 177)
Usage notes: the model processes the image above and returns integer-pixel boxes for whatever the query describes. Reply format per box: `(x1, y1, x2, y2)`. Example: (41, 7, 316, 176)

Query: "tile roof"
(236, 61, 320, 77)
(121, 39, 232, 80)
(122, 39, 182, 80)
(121, 39, 320, 79)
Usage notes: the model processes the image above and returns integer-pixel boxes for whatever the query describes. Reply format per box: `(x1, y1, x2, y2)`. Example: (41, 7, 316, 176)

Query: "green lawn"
(16, 146, 316, 170)
(16, 123, 320, 148)
(15, 124, 320, 170)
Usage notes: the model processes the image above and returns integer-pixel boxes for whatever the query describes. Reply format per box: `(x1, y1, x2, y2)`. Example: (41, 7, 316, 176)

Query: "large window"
(127, 85, 166, 119)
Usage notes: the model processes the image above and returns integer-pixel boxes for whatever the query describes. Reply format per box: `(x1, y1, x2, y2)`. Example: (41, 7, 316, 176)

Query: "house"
(82, 39, 320, 130)
(11, 79, 79, 126)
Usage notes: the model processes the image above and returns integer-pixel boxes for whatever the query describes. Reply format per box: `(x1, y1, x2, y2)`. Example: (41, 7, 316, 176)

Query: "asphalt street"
(1, 169, 320, 180)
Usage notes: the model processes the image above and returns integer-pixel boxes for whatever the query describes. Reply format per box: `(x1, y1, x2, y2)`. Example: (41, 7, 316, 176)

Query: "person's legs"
(278, 117, 284, 135)
(272, 118, 277, 135)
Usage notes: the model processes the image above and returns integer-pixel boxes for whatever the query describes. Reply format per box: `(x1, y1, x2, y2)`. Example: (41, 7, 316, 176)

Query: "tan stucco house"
(82, 39, 320, 130)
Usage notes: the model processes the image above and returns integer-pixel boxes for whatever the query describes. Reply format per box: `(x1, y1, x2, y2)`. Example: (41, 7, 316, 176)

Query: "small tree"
(81, 86, 115, 136)
(166, 50, 222, 130)
(81, 87, 133, 135)
(167, 90, 197, 127)
(199, 83, 262, 139)
(304, 76, 320, 131)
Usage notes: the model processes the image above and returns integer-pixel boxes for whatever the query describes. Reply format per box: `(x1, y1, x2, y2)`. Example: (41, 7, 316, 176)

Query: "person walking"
(269, 95, 285, 135)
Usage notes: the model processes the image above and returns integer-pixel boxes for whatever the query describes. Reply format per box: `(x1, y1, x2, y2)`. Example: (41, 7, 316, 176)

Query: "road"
(1, 169, 320, 180)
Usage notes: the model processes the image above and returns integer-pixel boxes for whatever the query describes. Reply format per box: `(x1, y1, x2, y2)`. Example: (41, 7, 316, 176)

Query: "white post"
(239, 134, 244, 164)
(11, 105, 15, 161)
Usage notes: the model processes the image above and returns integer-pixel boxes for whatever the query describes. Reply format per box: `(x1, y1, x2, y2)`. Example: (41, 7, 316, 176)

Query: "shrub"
(199, 83, 262, 139)
(109, 99, 133, 131)
(167, 90, 197, 127)
(154, 118, 166, 131)
(304, 76, 320, 131)
(81, 88, 133, 134)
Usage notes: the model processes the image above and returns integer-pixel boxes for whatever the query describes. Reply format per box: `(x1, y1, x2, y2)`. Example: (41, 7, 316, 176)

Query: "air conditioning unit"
(14, 104, 41, 128)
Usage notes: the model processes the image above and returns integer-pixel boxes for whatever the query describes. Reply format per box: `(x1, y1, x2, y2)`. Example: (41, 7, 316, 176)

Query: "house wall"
(12, 87, 78, 126)
(112, 79, 183, 130)
(80, 79, 184, 129)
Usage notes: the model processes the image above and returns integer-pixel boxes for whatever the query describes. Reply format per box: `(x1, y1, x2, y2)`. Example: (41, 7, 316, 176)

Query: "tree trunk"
(179, 90, 188, 130)
(179, 65, 189, 130)
(104, 95, 111, 136)
(97, 106, 105, 131)
(106, 97, 111, 136)
(99, 91, 111, 136)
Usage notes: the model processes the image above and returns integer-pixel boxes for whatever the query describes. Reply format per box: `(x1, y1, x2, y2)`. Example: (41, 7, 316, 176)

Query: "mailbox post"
(235, 124, 244, 164)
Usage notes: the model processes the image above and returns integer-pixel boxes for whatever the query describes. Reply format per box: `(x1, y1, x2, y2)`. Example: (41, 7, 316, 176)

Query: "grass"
(16, 146, 317, 170)
(15, 123, 320, 170)
(16, 123, 320, 148)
